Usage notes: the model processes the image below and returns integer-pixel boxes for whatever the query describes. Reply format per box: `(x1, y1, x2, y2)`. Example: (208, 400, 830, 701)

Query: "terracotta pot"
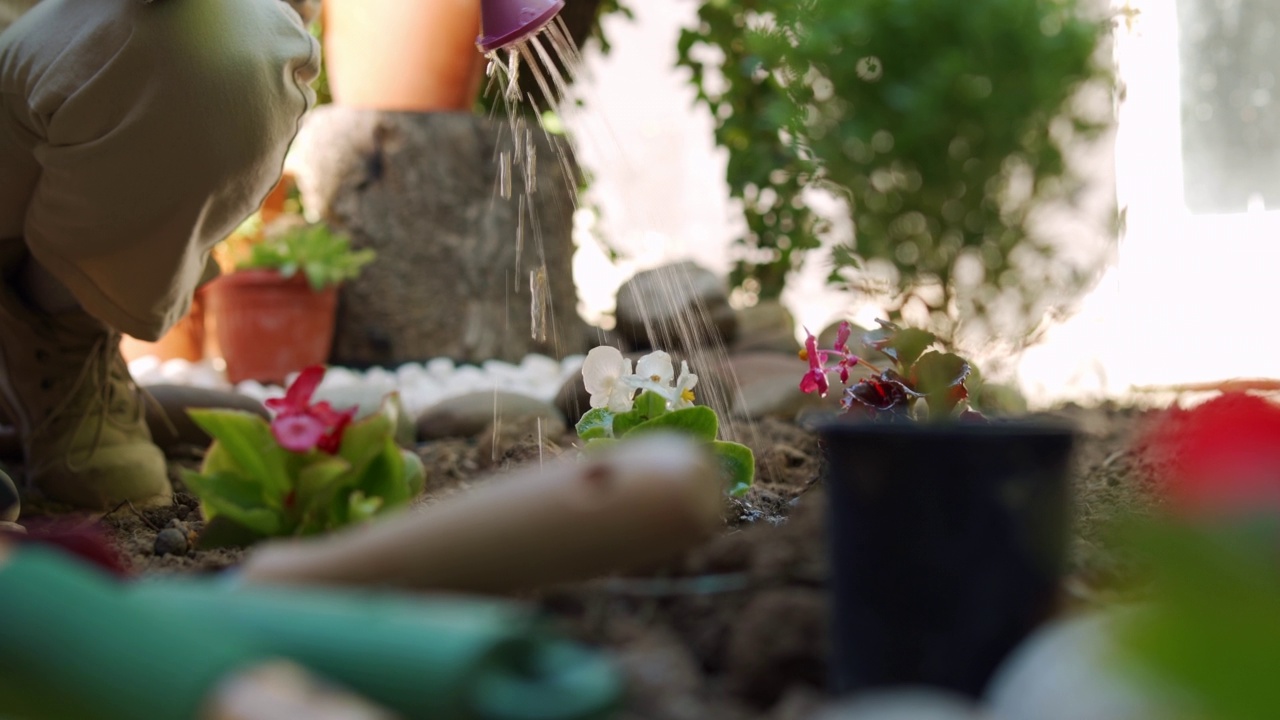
(817, 419, 1076, 699)
(204, 270, 338, 385)
(120, 292, 207, 364)
(322, 0, 487, 112)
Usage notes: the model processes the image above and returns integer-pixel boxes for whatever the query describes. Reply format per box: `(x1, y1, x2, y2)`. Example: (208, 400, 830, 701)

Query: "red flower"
(1133, 392, 1280, 520)
(266, 366, 357, 455)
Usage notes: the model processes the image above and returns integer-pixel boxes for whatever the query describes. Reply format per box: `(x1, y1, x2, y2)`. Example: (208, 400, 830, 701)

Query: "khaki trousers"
(0, 0, 319, 340)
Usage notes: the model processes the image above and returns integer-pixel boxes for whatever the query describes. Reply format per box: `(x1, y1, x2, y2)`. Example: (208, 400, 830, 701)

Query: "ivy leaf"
(575, 407, 615, 440)
(627, 406, 719, 443)
(712, 441, 755, 497)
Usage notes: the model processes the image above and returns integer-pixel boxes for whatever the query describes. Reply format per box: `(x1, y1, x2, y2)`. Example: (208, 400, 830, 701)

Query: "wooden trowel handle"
(239, 434, 725, 594)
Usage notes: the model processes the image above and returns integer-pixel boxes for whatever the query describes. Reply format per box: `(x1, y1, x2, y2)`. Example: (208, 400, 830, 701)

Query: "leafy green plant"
(183, 366, 425, 547)
(239, 223, 376, 292)
(684, 0, 1114, 340)
(677, 0, 823, 301)
(576, 347, 755, 496)
(800, 320, 979, 422)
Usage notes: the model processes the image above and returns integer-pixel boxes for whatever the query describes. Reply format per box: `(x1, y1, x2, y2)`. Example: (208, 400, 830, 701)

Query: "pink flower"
(799, 332, 831, 397)
(266, 366, 357, 455)
(798, 322, 863, 396)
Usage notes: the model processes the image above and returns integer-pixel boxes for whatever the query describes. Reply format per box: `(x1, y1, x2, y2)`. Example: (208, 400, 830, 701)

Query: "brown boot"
(0, 271, 171, 511)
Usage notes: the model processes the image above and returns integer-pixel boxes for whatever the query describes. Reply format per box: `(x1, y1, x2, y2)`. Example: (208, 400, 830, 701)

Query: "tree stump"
(290, 107, 585, 366)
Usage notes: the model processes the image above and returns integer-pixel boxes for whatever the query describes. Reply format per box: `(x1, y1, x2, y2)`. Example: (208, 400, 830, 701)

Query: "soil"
(37, 404, 1163, 719)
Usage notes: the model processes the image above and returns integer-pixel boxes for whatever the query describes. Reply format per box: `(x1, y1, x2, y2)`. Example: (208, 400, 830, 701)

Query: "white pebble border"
(127, 354, 587, 419)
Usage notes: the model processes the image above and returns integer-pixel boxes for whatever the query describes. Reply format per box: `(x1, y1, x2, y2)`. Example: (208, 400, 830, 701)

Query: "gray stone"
(153, 527, 190, 557)
(145, 385, 269, 452)
(732, 300, 799, 354)
(614, 261, 737, 352)
(417, 392, 564, 440)
(0, 468, 18, 523)
(291, 107, 586, 367)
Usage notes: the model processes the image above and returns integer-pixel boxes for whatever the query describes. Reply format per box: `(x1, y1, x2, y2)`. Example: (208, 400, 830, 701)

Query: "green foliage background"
(681, 0, 1116, 344)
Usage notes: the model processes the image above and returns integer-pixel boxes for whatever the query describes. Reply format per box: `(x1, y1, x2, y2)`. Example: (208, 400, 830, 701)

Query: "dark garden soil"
(74, 403, 1164, 719)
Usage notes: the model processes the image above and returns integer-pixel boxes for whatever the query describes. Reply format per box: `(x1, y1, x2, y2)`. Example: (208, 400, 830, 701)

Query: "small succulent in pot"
(800, 319, 982, 422)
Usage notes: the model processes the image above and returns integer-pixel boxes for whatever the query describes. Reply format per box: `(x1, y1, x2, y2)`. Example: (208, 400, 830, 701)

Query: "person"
(0, 0, 320, 513)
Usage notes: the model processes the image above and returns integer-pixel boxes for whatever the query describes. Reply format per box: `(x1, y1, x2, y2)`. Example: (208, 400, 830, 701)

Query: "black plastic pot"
(817, 419, 1075, 699)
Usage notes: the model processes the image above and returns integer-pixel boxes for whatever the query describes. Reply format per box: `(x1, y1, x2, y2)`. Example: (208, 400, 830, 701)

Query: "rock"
(145, 385, 269, 452)
(733, 300, 800, 354)
(0, 468, 18, 523)
(811, 689, 981, 720)
(416, 392, 564, 440)
(986, 611, 1175, 720)
(153, 527, 190, 557)
(614, 261, 737, 351)
(291, 106, 586, 367)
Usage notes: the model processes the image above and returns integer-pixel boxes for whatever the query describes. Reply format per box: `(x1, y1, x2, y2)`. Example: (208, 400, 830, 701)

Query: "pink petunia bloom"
(266, 366, 357, 455)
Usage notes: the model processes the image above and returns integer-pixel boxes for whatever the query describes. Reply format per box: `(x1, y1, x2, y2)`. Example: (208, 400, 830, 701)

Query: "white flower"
(581, 346, 635, 412)
(625, 351, 698, 409)
(671, 361, 699, 409)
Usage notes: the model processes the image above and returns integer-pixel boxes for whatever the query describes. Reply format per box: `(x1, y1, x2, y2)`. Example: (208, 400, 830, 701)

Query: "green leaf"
(911, 351, 973, 417)
(401, 448, 426, 498)
(582, 438, 619, 453)
(627, 406, 719, 442)
(877, 327, 937, 373)
(335, 406, 396, 478)
(181, 469, 281, 537)
(633, 391, 668, 421)
(1118, 521, 1280, 718)
(575, 407, 615, 440)
(294, 457, 353, 528)
(612, 408, 647, 436)
(347, 491, 384, 524)
(187, 410, 292, 502)
(712, 441, 755, 497)
(196, 515, 267, 550)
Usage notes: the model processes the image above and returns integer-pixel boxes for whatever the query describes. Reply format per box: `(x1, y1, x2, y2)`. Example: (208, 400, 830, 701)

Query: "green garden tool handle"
(0, 546, 266, 720)
(129, 580, 623, 720)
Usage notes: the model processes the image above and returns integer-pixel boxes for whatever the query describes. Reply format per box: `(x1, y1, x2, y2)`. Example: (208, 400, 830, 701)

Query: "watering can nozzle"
(477, 0, 566, 53)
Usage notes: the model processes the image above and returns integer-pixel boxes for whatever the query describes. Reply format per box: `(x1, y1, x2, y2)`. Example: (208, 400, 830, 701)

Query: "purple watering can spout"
(477, 0, 566, 53)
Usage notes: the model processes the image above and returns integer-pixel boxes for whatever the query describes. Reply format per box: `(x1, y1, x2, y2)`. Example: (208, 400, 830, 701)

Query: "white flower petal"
(582, 346, 627, 395)
(635, 351, 675, 386)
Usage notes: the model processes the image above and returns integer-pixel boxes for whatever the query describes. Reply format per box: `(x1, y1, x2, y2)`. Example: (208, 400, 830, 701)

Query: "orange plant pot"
(322, 0, 487, 112)
(204, 270, 338, 385)
(120, 291, 207, 364)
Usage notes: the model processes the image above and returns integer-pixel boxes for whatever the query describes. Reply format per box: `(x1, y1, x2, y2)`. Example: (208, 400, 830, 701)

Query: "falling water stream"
(480, 17, 755, 458)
